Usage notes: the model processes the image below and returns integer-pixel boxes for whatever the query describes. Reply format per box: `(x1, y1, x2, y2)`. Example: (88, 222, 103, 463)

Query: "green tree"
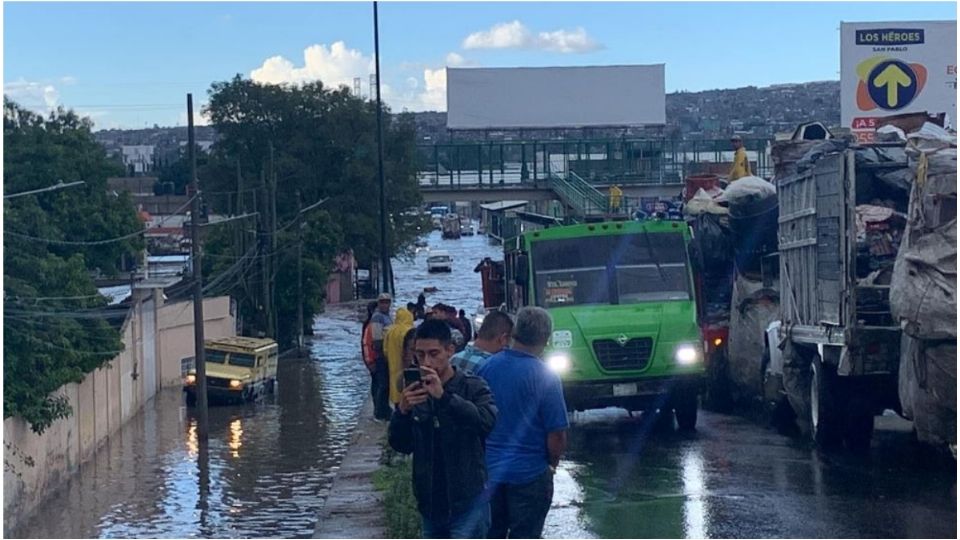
(3, 99, 143, 433)
(199, 77, 427, 347)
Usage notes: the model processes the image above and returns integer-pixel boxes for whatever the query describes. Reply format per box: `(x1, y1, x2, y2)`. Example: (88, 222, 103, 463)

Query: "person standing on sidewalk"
(384, 307, 415, 408)
(388, 320, 498, 539)
(361, 301, 381, 411)
(370, 293, 394, 420)
(451, 310, 514, 374)
(477, 307, 569, 539)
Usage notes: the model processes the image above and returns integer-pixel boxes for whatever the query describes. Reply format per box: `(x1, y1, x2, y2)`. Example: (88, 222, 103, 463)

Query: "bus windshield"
(531, 232, 690, 308)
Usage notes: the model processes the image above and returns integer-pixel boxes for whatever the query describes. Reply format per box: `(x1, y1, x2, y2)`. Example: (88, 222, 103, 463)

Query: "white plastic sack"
(890, 147, 957, 340)
(683, 188, 729, 216)
(717, 176, 776, 206)
(899, 335, 957, 449)
(726, 273, 780, 401)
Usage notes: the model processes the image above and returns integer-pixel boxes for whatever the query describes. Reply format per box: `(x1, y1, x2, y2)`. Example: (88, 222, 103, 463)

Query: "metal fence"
(417, 137, 773, 188)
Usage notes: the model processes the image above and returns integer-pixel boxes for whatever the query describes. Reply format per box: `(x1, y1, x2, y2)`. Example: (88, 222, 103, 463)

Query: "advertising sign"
(841, 21, 957, 142)
(447, 65, 666, 129)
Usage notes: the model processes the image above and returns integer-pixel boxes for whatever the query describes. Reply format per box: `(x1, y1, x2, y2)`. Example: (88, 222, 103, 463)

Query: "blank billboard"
(446, 65, 666, 130)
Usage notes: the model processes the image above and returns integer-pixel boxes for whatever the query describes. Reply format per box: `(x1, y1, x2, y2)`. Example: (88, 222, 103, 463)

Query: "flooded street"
(14, 225, 956, 539)
(14, 225, 501, 539)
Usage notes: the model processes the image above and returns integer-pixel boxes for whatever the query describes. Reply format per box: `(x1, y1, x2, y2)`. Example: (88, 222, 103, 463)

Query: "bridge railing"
(417, 137, 773, 189)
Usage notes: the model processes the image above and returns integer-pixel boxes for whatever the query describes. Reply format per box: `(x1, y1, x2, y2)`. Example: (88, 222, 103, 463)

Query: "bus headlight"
(185, 374, 197, 385)
(547, 353, 571, 374)
(229, 379, 243, 389)
(675, 345, 700, 365)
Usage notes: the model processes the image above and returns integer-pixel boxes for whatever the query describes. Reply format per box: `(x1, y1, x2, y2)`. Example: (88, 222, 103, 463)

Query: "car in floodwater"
(184, 336, 279, 405)
(427, 250, 453, 272)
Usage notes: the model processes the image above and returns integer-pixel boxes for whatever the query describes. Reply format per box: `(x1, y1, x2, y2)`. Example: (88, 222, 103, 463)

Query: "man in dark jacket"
(389, 320, 498, 539)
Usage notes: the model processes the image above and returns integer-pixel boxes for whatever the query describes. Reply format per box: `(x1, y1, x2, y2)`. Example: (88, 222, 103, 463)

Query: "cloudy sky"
(3, 1, 955, 129)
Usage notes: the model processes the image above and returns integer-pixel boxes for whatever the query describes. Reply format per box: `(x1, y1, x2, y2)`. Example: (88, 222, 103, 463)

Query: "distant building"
(121, 145, 156, 175)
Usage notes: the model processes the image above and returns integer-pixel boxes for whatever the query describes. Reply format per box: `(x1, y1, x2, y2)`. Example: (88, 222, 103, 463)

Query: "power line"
(4, 181, 85, 200)
(4, 194, 196, 245)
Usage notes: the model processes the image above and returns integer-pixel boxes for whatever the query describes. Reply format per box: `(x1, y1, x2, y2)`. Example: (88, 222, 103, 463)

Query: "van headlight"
(675, 344, 700, 365)
(547, 353, 572, 374)
(229, 379, 243, 389)
(185, 374, 196, 385)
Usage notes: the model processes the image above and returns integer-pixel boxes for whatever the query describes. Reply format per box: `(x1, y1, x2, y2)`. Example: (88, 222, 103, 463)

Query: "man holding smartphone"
(388, 320, 498, 539)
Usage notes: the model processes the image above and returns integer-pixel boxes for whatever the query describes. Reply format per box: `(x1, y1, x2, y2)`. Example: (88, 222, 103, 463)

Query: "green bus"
(502, 219, 704, 429)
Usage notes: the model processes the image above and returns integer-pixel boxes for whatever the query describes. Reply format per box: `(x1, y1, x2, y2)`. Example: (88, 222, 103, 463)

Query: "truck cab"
(504, 220, 704, 429)
(184, 337, 279, 404)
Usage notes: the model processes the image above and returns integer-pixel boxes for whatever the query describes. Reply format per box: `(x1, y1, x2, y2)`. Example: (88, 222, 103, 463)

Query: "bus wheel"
(674, 389, 699, 431)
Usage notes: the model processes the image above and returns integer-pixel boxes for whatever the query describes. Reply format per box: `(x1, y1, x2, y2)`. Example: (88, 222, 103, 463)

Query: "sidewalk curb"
(313, 398, 388, 539)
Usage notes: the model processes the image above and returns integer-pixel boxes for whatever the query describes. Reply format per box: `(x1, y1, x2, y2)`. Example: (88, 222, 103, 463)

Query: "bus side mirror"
(515, 253, 529, 287)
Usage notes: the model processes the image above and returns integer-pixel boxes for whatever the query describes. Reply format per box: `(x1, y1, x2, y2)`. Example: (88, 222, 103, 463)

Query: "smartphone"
(403, 368, 422, 387)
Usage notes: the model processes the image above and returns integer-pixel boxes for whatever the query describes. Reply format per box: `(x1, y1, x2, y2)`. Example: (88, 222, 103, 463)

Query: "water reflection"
(228, 418, 243, 458)
(14, 229, 501, 538)
(680, 448, 707, 539)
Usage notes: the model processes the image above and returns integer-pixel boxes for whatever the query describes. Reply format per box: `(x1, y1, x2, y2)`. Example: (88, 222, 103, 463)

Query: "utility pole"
(373, 1, 392, 295)
(296, 190, 304, 355)
(259, 165, 271, 338)
(187, 93, 208, 440)
(270, 142, 278, 340)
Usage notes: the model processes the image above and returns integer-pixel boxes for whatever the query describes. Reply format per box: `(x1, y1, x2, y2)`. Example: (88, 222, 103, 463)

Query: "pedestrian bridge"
(416, 137, 773, 212)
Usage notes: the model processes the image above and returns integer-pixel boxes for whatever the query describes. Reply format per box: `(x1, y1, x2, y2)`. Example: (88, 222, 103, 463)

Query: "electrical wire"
(4, 194, 197, 246)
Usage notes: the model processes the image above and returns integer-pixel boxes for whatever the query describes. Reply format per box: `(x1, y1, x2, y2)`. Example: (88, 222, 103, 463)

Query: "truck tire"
(674, 388, 699, 432)
(705, 349, 733, 413)
(844, 397, 875, 452)
(810, 356, 844, 448)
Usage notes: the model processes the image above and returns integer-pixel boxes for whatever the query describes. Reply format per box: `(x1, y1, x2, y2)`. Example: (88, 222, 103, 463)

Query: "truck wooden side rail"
(778, 147, 905, 450)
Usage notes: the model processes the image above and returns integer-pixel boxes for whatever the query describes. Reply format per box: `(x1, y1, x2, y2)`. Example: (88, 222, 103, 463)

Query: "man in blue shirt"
(477, 307, 569, 538)
(451, 311, 514, 374)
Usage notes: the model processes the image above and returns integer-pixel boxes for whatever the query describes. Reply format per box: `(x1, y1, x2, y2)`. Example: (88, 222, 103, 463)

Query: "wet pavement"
(547, 408, 956, 539)
(13, 225, 957, 538)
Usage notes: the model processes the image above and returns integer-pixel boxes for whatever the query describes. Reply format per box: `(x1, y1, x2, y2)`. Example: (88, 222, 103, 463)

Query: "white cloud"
(60, 76, 77, 85)
(446, 52, 466, 66)
(462, 20, 601, 53)
(4, 79, 60, 114)
(250, 41, 375, 89)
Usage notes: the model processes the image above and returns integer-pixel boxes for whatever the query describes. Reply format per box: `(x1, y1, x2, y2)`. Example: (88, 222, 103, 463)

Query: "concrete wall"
(3, 294, 235, 536)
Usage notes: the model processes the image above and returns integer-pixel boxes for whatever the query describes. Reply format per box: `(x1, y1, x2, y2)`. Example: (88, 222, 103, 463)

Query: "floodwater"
(14, 225, 956, 538)
(13, 225, 500, 539)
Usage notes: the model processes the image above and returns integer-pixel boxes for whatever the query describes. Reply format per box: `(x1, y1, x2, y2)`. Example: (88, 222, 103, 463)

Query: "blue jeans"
(421, 498, 491, 539)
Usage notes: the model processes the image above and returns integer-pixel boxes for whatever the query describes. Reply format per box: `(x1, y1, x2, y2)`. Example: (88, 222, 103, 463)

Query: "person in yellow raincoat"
(609, 184, 623, 213)
(729, 134, 752, 181)
(383, 307, 415, 406)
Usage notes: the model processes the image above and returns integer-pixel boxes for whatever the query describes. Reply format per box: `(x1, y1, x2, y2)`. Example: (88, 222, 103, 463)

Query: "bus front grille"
(592, 338, 653, 371)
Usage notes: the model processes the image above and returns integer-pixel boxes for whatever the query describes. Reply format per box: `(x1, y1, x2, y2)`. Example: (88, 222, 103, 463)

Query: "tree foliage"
(3, 99, 143, 433)
(199, 77, 427, 347)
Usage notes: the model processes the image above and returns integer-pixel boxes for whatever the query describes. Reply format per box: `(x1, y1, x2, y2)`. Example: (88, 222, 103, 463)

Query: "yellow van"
(184, 337, 278, 404)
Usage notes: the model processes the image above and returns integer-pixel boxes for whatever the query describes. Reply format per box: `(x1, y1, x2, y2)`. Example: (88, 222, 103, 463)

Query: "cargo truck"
(771, 143, 909, 450)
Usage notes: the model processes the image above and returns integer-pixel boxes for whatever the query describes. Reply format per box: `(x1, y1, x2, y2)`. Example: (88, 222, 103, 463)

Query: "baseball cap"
(730, 134, 742, 141)
(377, 293, 392, 301)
